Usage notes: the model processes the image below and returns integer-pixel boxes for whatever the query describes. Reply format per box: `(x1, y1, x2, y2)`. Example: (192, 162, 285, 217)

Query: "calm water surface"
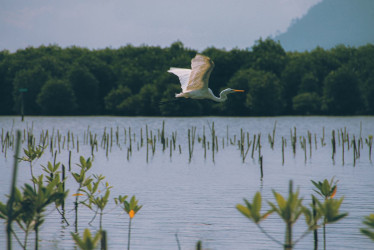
(0, 116, 374, 249)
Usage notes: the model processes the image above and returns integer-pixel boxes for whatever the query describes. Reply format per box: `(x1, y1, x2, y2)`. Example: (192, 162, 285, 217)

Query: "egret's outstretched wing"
(167, 68, 191, 92)
(186, 54, 214, 91)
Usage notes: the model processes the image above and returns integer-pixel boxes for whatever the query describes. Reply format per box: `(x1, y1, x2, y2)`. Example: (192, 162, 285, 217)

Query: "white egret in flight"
(168, 54, 244, 102)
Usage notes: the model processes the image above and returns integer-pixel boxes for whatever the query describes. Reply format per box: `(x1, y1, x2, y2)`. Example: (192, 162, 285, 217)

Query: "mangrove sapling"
(311, 178, 348, 250)
(313, 196, 348, 250)
(81, 174, 113, 230)
(268, 181, 311, 250)
(71, 228, 102, 250)
(237, 181, 315, 250)
(19, 175, 66, 250)
(115, 195, 142, 250)
(311, 178, 338, 200)
(360, 214, 374, 242)
(72, 156, 94, 232)
(20, 144, 45, 190)
(303, 196, 322, 250)
(42, 161, 70, 225)
(0, 186, 34, 249)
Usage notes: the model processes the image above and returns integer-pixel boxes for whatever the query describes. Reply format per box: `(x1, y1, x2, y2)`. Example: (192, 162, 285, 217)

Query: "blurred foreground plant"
(71, 228, 102, 250)
(237, 179, 348, 250)
(0, 174, 67, 250)
(361, 214, 374, 242)
(237, 180, 313, 249)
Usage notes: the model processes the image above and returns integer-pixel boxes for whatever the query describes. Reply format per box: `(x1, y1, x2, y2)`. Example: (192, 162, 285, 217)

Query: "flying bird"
(168, 54, 244, 102)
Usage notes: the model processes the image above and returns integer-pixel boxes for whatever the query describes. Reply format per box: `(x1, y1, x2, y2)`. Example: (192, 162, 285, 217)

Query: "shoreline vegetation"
(0, 39, 374, 117)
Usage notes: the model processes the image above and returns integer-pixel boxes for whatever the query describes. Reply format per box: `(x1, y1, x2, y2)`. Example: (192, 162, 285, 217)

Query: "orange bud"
(72, 193, 84, 196)
(330, 187, 337, 199)
(129, 209, 135, 219)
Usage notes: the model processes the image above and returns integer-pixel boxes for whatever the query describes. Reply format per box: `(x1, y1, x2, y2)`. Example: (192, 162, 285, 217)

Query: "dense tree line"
(0, 39, 373, 116)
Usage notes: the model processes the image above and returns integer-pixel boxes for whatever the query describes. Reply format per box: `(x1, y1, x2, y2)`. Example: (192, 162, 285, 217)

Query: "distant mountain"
(274, 0, 374, 51)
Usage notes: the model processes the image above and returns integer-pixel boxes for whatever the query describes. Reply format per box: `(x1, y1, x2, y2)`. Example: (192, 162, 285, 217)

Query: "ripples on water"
(0, 116, 373, 249)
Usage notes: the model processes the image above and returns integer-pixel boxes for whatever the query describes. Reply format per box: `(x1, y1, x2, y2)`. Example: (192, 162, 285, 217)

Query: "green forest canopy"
(1, 39, 374, 116)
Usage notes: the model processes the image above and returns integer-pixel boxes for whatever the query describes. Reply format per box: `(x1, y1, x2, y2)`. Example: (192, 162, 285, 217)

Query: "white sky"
(0, 0, 322, 52)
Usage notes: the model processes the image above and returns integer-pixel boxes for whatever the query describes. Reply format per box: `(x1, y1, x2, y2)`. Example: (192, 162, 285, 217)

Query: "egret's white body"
(168, 54, 244, 102)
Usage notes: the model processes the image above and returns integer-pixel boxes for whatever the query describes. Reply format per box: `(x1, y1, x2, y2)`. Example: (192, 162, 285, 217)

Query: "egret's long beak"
(233, 89, 245, 92)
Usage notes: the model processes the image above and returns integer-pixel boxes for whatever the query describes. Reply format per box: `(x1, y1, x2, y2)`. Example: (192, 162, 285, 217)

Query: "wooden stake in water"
(161, 120, 166, 152)
(259, 155, 263, 180)
(101, 230, 107, 250)
(331, 130, 336, 162)
(282, 136, 285, 165)
(291, 127, 297, 156)
(69, 150, 72, 171)
(352, 135, 357, 167)
(62, 164, 66, 211)
(211, 122, 215, 163)
(366, 135, 373, 162)
(146, 125, 149, 163)
(251, 134, 256, 159)
(341, 130, 345, 165)
(308, 131, 312, 159)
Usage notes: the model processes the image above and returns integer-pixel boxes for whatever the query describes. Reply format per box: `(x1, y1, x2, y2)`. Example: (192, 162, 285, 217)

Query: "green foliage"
(237, 179, 349, 249)
(115, 195, 142, 250)
(104, 85, 133, 115)
(115, 195, 143, 218)
(0, 174, 67, 249)
(361, 214, 374, 241)
(12, 65, 50, 115)
(268, 188, 304, 225)
(252, 38, 287, 77)
(228, 68, 283, 115)
(68, 64, 100, 115)
(322, 65, 363, 115)
(1, 42, 373, 116)
(313, 196, 348, 224)
(21, 144, 44, 163)
(292, 92, 321, 115)
(236, 192, 271, 223)
(237, 181, 314, 249)
(311, 178, 338, 199)
(20, 144, 45, 188)
(81, 174, 112, 228)
(72, 156, 94, 230)
(71, 228, 102, 250)
(310, 178, 348, 250)
(72, 156, 93, 185)
(37, 78, 77, 115)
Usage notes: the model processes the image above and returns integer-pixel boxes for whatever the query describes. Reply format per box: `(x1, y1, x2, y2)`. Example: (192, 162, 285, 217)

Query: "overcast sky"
(0, 0, 322, 52)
